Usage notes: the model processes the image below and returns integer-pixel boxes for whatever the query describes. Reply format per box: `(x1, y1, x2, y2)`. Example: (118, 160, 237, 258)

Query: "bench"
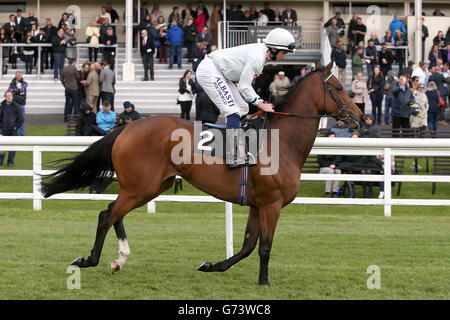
(431, 157, 450, 194)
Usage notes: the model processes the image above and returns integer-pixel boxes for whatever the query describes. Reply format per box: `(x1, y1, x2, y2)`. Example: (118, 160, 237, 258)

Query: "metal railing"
(0, 43, 119, 80)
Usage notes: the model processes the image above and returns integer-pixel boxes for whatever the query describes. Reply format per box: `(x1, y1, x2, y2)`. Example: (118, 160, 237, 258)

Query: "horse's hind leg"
(110, 176, 176, 274)
(198, 206, 260, 272)
(72, 192, 139, 268)
(110, 218, 130, 274)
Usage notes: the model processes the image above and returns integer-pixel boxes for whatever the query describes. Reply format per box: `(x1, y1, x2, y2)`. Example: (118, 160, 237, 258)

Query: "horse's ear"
(323, 60, 334, 74)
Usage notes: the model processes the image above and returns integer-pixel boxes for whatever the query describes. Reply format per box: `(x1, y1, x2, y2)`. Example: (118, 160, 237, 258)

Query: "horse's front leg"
(198, 206, 260, 272)
(256, 203, 281, 286)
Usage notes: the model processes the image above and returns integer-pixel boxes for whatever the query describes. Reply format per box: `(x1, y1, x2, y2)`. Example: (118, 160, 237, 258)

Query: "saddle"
(193, 112, 269, 160)
(193, 112, 269, 206)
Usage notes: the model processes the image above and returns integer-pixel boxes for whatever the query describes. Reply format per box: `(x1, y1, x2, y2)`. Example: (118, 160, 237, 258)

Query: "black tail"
(41, 126, 126, 198)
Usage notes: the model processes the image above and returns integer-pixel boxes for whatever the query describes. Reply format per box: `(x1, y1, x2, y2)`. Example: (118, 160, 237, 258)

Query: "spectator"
(381, 30, 394, 45)
(324, 12, 345, 38)
(168, 7, 181, 26)
(292, 66, 308, 87)
(86, 21, 100, 62)
(140, 2, 149, 23)
(363, 39, 378, 79)
(257, 11, 269, 26)
(426, 81, 440, 135)
(15, 9, 25, 35)
(183, 18, 197, 63)
(330, 119, 351, 138)
(0, 90, 24, 167)
(140, 29, 155, 81)
(353, 18, 366, 50)
(400, 60, 414, 78)
(351, 46, 365, 79)
(282, 5, 297, 26)
(360, 114, 381, 138)
(0, 28, 8, 74)
(166, 21, 184, 70)
(63, 27, 77, 60)
(331, 41, 347, 85)
(273, 8, 283, 25)
(7, 26, 19, 70)
(433, 31, 447, 61)
(428, 65, 448, 125)
(178, 70, 196, 120)
(8, 72, 27, 136)
(270, 71, 291, 102)
(195, 7, 206, 33)
(421, 18, 429, 61)
(196, 1, 209, 25)
(156, 16, 168, 64)
(61, 58, 80, 122)
(347, 13, 359, 53)
(318, 132, 342, 197)
(35, 28, 48, 74)
(391, 75, 415, 137)
(3, 14, 16, 38)
(378, 42, 394, 76)
(249, 5, 258, 21)
(118, 101, 141, 127)
(101, 28, 117, 70)
(393, 29, 407, 74)
(99, 60, 115, 110)
(99, 18, 113, 41)
(326, 18, 340, 49)
(351, 72, 369, 113)
(384, 70, 397, 125)
(261, 2, 275, 21)
(411, 61, 427, 85)
(76, 103, 103, 136)
(57, 12, 69, 30)
(106, 2, 120, 26)
(96, 6, 111, 25)
(78, 62, 90, 104)
(367, 33, 380, 46)
(194, 26, 212, 51)
(410, 83, 428, 133)
(389, 15, 406, 36)
(22, 31, 35, 74)
(52, 28, 66, 80)
(192, 39, 208, 72)
(210, 4, 222, 47)
(24, 10, 38, 33)
(195, 80, 220, 124)
(368, 66, 385, 125)
(428, 43, 443, 66)
(96, 100, 116, 134)
(151, 3, 164, 23)
(182, 4, 196, 24)
(43, 19, 57, 70)
(83, 63, 100, 112)
(433, 9, 445, 16)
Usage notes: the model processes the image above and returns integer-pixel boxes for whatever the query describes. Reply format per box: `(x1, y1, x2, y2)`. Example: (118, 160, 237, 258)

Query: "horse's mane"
(274, 67, 323, 112)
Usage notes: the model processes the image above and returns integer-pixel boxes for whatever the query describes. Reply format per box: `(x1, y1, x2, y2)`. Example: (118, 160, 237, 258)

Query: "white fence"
(1, 136, 450, 258)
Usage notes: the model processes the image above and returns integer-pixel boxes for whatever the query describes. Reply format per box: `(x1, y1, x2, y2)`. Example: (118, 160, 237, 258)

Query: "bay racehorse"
(42, 61, 363, 285)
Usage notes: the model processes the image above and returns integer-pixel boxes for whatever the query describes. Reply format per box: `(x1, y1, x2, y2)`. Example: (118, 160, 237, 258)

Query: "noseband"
(318, 72, 354, 122)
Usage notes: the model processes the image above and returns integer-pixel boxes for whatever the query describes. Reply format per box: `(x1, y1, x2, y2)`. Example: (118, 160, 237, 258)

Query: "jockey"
(195, 28, 296, 168)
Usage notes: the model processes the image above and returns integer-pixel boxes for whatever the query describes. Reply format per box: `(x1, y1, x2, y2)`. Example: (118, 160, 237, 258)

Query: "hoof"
(71, 257, 85, 266)
(197, 261, 212, 272)
(111, 260, 121, 274)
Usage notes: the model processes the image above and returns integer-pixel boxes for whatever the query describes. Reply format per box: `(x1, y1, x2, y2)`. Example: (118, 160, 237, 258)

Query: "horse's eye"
(336, 85, 342, 91)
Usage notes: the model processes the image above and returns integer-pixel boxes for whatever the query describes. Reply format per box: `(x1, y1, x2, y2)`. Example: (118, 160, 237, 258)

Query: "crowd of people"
(326, 11, 450, 132)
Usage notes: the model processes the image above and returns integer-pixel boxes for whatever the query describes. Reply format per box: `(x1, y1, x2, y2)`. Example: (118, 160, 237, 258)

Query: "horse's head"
(315, 61, 363, 129)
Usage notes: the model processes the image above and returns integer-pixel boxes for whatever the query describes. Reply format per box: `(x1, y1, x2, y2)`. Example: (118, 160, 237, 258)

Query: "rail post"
(33, 146, 42, 210)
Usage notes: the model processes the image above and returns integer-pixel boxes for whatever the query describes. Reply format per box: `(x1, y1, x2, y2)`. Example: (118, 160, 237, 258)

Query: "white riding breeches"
(196, 57, 249, 118)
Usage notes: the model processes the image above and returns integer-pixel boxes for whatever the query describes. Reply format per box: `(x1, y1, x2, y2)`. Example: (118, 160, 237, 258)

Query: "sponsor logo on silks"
(213, 77, 235, 108)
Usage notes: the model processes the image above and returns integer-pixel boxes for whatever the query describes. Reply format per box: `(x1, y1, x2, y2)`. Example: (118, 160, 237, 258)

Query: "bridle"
(265, 70, 359, 129)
